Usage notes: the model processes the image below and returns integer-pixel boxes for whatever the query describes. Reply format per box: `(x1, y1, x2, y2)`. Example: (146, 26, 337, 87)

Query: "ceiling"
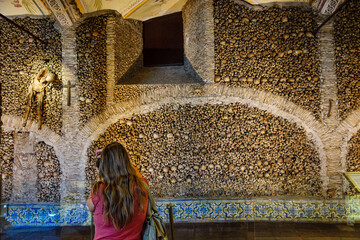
(1, 0, 312, 21)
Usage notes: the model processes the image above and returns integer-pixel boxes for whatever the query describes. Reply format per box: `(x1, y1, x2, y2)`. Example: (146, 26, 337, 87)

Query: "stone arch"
(78, 84, 328, 194)
(337, 107, 360, 138)
(1, 115, 62, 147)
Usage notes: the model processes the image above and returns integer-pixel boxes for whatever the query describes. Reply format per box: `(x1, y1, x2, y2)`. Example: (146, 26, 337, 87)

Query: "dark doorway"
(143, 12, 184, 67)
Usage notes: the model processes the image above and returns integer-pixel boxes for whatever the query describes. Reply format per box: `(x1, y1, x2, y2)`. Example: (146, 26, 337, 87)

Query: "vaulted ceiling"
(0, 0, 342, 25)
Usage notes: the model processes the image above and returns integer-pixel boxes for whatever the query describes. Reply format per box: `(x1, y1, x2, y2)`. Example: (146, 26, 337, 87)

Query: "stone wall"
(183, 0, 214, 83)
(36, 141, 61, 202)
(86, 103, 321, 198)
(76, 15, 108, 125)
(0, 17, 63, 134)
(214, 0, 321, 118)
(0, 132, 14, 201)
(114, 18, 143, 84)
(334, 0, 360, 119)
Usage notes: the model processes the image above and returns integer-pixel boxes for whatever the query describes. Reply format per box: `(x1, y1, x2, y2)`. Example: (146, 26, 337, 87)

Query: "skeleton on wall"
(22, 67, 57, 129)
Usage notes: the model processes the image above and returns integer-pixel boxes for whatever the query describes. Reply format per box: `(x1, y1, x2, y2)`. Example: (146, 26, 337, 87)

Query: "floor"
(1, 222, 360, 240)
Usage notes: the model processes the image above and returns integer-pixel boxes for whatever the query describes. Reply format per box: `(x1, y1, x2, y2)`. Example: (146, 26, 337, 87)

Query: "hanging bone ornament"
(22, 67, 57, 130)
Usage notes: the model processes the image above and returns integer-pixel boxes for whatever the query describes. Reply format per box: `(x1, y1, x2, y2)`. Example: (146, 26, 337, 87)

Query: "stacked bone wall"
(0, 132, 14, 201)
(183, 0, 214, 82)
(0, 17, 63, 133)
(114, 18, 143, 83)
(86, 103, 321, 198)
(76, 15, 108, 125)
(334, 0, 360, 119)
(36, 141, 61, 202)
(114, 85, 159, 103)
(214, 0, 321, 118)
(347, 128, 360, 172)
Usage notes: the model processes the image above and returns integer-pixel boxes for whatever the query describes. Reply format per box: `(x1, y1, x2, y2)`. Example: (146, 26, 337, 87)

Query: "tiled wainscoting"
(5, 198, 358, 227)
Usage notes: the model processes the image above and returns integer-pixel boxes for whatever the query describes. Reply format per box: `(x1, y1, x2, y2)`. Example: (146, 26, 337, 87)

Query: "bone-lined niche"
(36, 141, 62, 202)
(86, 103, 321, 198)
(0, 17, 63, 134)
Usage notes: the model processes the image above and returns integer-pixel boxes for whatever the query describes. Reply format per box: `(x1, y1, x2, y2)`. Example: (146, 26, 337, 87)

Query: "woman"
(87, 142, 148, 240)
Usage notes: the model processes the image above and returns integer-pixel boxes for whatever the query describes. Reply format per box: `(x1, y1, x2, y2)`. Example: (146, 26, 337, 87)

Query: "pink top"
(91, 180, 148, 240)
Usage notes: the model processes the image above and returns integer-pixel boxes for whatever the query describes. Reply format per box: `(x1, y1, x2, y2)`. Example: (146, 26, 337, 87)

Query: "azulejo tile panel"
(5, 198, 354, 227)
(6, 203, 89, 227)
(156, 199, 348, 223)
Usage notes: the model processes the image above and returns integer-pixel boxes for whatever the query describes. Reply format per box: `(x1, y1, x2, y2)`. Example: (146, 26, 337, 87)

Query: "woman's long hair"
(92, 142, 147, 230)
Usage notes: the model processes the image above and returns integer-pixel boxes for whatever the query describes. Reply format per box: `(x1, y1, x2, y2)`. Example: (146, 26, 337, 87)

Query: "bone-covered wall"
(2, 0, 360, 204)
(346, 128, 360, 196)
(214, 0, 321, 118)
(334, 0, 360, 119)
(89, 1, 325, 199)
(86, 103, 321, 198)
(0, 132, 14, 201)
(114, 18, 143, 83)
(114, 85, 158, 103)
(0, 17, 63, 133)
(36, 141, 61, 202)
(183, 0, 214, 82)
(76, 15, 108, 125)
(347, 124, 360, 172)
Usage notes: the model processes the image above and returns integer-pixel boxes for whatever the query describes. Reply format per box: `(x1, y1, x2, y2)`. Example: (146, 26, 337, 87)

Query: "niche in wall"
(143, 12, 184, 67)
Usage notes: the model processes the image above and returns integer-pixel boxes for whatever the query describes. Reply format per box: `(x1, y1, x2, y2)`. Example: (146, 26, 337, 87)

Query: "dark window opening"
(143, 12, 184, 67)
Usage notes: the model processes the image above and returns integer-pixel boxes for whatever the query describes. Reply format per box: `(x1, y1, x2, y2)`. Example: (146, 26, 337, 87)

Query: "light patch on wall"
(127, 0, 187, 21)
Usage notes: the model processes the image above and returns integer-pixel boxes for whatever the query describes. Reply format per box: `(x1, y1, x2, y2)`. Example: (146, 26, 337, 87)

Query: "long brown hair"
(92, 142, 147, 230)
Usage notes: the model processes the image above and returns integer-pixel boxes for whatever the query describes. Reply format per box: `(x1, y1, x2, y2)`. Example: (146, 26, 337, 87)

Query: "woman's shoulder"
(139, 177, 149, 186)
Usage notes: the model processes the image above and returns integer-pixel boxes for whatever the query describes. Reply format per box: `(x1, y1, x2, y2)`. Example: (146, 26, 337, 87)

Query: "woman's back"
(87, 142, 149, 240)
(92, 182, 148, 240)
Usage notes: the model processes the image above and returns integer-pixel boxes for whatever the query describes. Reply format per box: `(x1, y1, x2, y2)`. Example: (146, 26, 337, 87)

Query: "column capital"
(42, 0, 82, 26)
(316, 0, 343, 15)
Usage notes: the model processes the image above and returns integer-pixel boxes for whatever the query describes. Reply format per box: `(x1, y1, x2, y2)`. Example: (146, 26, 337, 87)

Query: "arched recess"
(78, 85, 328, 196)
(35, 141, 62, 202)
(1, 114, 66, 177)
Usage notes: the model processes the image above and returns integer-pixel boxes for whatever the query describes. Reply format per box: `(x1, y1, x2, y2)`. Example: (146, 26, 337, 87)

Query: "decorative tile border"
(345, 195, 360, 225)
(6, 203, 90, 227)
(156, 199, 348, 223)
(5, 198, 357, 227)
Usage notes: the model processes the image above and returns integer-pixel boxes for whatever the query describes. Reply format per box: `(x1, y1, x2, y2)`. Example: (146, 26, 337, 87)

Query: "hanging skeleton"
(22, 67, 56, 129)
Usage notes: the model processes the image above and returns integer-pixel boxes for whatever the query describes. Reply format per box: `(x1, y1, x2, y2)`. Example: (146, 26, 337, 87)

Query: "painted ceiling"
(0, 0, 311, 21)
